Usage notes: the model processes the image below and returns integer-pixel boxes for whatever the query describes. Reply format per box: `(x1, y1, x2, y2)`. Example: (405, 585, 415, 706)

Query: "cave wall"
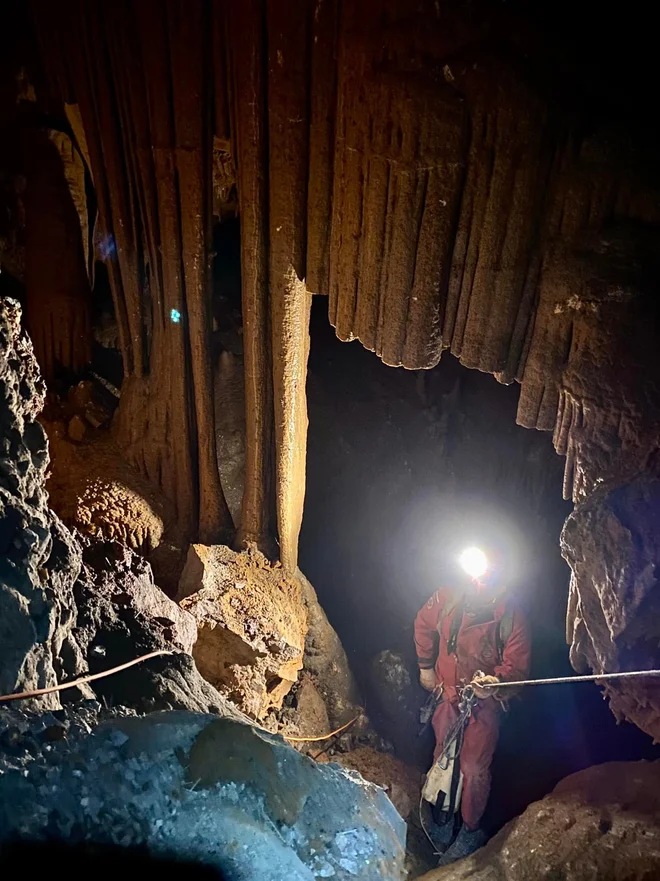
(17, 1, 660, 734)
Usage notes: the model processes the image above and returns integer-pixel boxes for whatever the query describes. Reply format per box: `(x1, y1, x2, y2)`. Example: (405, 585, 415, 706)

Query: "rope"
(283, 715, 359, 743)
(0, 650, 360, 748)
(0, 650, 173, 703)
(476, 668, 660, 690)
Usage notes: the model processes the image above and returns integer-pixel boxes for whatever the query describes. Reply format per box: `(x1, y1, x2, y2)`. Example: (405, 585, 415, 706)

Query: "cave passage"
(300, 297, 660, 832)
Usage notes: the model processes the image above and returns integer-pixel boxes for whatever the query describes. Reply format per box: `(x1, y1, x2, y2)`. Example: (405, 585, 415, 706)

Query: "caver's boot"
(435, 823, 487, 866)
(419, 800, 456, 853)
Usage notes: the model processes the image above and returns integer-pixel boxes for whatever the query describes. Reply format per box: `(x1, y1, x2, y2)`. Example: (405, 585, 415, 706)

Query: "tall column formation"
(266, 1, 313, 571)
(226, 0, 275, 553)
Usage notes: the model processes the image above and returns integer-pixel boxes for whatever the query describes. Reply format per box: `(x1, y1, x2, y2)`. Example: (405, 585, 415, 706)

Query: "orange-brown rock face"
(178, 544, 307, 720)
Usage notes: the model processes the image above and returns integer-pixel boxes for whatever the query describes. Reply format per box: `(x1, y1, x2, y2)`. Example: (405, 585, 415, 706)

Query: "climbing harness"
(419, 682, 479, 853)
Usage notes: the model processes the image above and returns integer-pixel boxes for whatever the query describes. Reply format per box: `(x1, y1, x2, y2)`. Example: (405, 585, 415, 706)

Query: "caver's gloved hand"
(419, 668, 437, 692)
(472, 673, 500, 698)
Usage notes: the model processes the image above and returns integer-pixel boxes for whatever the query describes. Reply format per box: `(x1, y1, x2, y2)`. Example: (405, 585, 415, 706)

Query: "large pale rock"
(562, 472, 660, 741)
(416, 761, 660, 881)
(178, 544, 307, 719)
(0, 711, 407, 881)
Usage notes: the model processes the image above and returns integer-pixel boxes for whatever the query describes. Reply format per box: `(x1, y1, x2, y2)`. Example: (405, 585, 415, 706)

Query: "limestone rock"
(330, 746, 422, 823)
(561, 472, 660, 741)
(0, 711, 407, 881)
(0, 297, 80, 709)
(179, 544, 307, 719)
(298, 569, 363, 727)
(57, 537, 248, 719)
(279, 673, 331, 751)
(415, 761, 660, 881)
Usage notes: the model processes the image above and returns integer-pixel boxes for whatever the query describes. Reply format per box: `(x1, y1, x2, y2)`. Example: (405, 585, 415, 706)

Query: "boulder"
(57, 538, 244, 718)
(416, 761, 660, 881)
(0, 710, 407, 881)
(298, 569, 363, 727)
(178, 544, 307, 719)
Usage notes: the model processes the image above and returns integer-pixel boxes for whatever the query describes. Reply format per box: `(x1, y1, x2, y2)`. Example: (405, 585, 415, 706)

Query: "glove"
(472, 673, 500, 698)
(419, 668, 437, 692)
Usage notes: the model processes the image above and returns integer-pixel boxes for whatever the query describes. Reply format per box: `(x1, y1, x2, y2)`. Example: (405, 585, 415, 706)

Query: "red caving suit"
(414, 589, 531, 830)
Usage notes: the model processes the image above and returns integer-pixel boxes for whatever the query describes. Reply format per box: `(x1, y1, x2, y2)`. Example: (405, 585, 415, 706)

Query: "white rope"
(478, 668, 660, 689)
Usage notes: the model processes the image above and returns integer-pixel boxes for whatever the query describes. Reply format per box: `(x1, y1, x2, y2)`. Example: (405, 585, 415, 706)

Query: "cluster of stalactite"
(26, 0, 660, 577)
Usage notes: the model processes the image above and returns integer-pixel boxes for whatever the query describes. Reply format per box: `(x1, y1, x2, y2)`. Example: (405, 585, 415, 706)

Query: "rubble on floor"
(178, 543, 307, 720)
(0, 710, 407, 881)
(416, 761, 660, 881)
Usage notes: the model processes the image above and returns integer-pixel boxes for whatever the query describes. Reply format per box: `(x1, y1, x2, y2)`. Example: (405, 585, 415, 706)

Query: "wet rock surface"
(0, 710, 407, 881)
(416, 761, 660, 881)
(179, 544, 307, 720)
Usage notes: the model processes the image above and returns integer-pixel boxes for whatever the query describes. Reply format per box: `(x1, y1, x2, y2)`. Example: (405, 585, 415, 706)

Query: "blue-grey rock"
(0, 710, 406, 880)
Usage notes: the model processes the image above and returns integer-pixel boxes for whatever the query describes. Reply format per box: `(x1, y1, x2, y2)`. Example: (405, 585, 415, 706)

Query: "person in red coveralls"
(414, 546, 531, 864)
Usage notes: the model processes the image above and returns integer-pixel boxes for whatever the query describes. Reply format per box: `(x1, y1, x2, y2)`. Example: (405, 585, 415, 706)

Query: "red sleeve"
(414, 590, 444, 669)
(494, 607, 531, 682)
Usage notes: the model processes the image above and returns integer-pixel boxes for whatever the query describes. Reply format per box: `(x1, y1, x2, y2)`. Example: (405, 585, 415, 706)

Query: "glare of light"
(170, 308, 181, 323)
(459, 547, 488, 579)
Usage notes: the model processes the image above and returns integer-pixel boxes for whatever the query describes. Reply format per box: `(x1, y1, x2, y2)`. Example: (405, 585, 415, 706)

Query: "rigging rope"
(0, 650, 360, 746)
(476, 668, 660, 690)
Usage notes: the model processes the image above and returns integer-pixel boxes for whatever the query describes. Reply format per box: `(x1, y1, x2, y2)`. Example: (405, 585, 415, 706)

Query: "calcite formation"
(178, 544, 307, 719)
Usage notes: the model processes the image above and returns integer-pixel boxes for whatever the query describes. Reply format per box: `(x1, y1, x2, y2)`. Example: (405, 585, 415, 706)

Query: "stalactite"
(23, 127, 91, 381)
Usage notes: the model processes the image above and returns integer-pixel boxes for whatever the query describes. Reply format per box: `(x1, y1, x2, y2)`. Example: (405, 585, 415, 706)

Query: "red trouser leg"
(431, 699, 500, 830)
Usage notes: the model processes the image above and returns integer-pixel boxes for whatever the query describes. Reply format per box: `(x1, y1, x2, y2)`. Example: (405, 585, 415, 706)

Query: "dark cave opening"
(300, 296, 660, 833)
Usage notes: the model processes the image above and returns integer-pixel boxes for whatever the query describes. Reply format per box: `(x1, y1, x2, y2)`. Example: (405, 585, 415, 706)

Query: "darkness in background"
(300, 297, 660, 832)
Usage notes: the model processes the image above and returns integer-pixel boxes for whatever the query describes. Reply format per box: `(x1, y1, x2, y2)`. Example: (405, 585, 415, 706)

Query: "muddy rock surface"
(416, 761, 660, 881)
(179, 543, 307, 719)
(0, 710, 407, 881)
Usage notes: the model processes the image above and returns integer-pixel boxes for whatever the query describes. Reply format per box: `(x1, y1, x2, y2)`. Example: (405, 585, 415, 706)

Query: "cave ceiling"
(1, 0, 660, 735)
